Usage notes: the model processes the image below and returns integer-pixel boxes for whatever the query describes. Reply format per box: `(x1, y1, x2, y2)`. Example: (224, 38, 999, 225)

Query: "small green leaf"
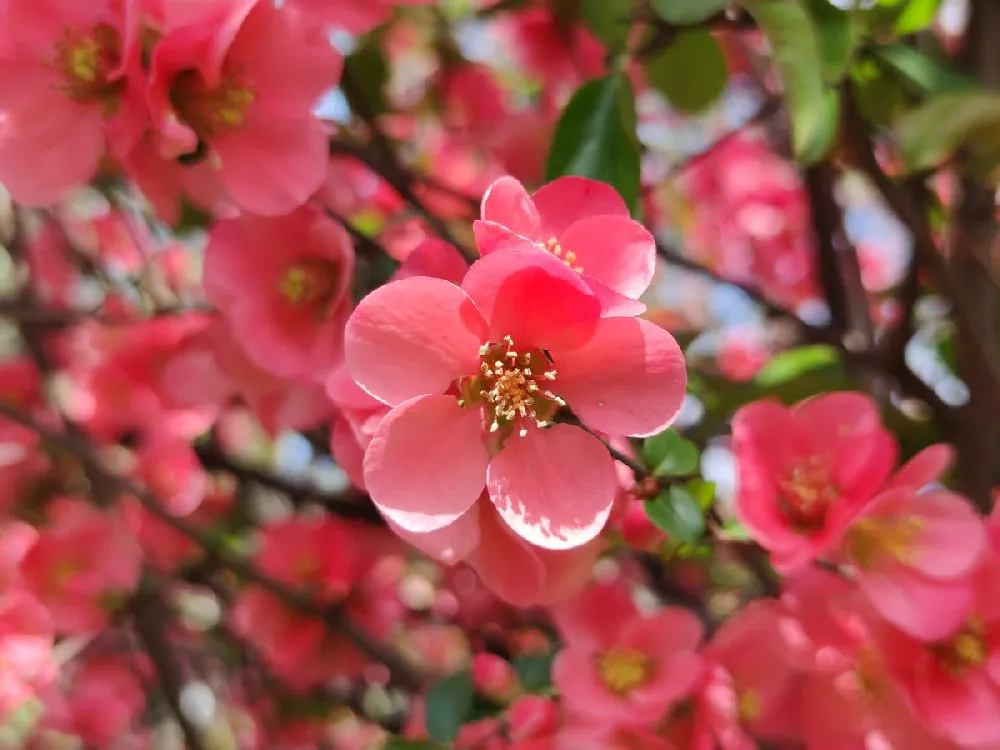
(744, 0, 837, 164)
(643, 429, 701, 477)
(579, 0, 632, 50)
(684, 478, 717, 510)
(342, 40, 389, 116)
(644, 30, 729, 114)
(512, 652, 553, 692)
(425, 669, 474, 743)
(874, 43, 977, 97)
(546, 74, 640, 210)
(383, 741, 445, 750)
(803, 0, 856, 81)
(894, 91, 1000, 172)
(645, 487, 706, 542)
(850, 57, 909, 126)
(755, 345, 840, 387)
(895, 0, 943, 34)
(650, 0, 731, 24)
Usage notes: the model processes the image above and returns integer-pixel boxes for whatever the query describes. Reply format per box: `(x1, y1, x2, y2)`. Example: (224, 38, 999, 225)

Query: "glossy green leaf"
(342, 40, 390, 116)
(755, 344, 839, 387)
(643, 429, 701, 477)
(546, 74, 640, 210)
(644, 30, 729, 114)
(645, 487, 706, 542)
(744, 0, 837, 164)
(650, 0, 732, 24)
(685, 478, 717, 510)
(512, 652, 553, 692)
(425, 669, 474, 743)
(894, 91, 1000, 172)
(874, 43, 977, 96)
(895, 0, 943, 34)
(850, 57, 909, 126)
(580, 0, 632, 50)
(803, 0, 856, 81)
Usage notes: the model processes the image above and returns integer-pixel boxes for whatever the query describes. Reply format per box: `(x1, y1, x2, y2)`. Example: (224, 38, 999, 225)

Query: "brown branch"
(131, 587, 208, 750)
(0, 401, 429, 692)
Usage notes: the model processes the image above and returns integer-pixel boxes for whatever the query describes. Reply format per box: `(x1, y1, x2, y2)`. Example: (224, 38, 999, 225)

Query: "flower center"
(931, 618, 987, 675)
(55, 24, 125, 112)
(845, 515, 925, 570)
(738, 689, 760, 722)
(597, 649, 650, 695)
(539, 237, 584, 273)
(777, 457, 840, 531)
(458, 336, 565, 435)
(170, 68, 256, 141)
(279, 260, 340, 313)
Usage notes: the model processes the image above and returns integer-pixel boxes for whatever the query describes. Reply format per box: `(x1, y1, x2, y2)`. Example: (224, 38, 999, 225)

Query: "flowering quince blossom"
(131, 0, 342, 217)
(731, 391, 897, 571)
(345, 248, 686, 550)
(474, 176, 656, 316)
(551, 582, 705, 728)
(203, 205, 355, 381)
(0, 591, 57, 716)
(0, 0, 146, 204)
(289, 0, 434, 35)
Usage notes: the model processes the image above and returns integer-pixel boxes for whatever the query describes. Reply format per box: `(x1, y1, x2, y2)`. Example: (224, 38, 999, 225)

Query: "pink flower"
(842, 481, 985, 640)
(254, 516, 356, 603)
(0, 0, 145, 204)
(134, 436, 207, 517)
(0, 591, 56, 717)
(716, 326, 770, 382)
(472, 653, 521, 703)
(731, 392, 897, 571)
(345, 250, 686, 550)
(551, 582, 704, 728)
(474, 176, 655, 316)
(21, 499, 142, 634)
(397, 494, 602, 606)
(136, 0, 341, 215)
(697, 601, 798, 748)
(203, 206, 355, 381)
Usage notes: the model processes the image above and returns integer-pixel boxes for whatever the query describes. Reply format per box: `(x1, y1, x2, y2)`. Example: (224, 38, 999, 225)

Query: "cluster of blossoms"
(0, 0, 992, 748)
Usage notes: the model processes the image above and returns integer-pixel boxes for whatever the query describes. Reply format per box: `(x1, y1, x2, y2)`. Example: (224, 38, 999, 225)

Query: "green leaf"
(644, 30, 729, 114)
(342, 40, 389, 116)
(850, 57, 909, 126)
(895, 0, 943, 34)
(755, 344, 840, 387)
(744, 0, 838, 163)
(894, 91, 1000, 172)
(650, 0, 731, 24)
(580, 0, 632, 51)
(803, 0, 856, 81)
(546, 74, 640, 210)
(643, 429, 701, 477)
(874, 43, 978, 97)
(684, 478, 717, 510)
(645, 487, 706, 542)
(425, 669, 474, 743)
(512, 653, 553, 692)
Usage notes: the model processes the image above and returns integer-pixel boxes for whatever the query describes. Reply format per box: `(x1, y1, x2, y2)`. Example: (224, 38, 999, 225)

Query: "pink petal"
(551, 582, 636, 652)
(857, 564, 973, 640)
(345, 277, 486, 406)
(531, 177, 630, 239)
(213, 117, 329, 216)
(584, 278, 648, 317)
(330, 416, 366, 490)
(467, 502, 548, 606)
(558, 216, 656, 299)
(480, 176, 542, 240)
(549, 317, 687, 438)
(364, 395, 487, 532)
(486, 424, 616, 550)
(913, 658, 1000, 746)
(552, 648, 634, 724)
(533, 539, 603, 606)
(882, 444, 954, 493)
(389, 503, 481, 565)
(630, 651, 704, 716)
(623, 609, 704, 655)
(908, 490, 986, 579)
(473, 219, 537, 256)
(461, 249, 600, 350)
(392, 238, 469, 285)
